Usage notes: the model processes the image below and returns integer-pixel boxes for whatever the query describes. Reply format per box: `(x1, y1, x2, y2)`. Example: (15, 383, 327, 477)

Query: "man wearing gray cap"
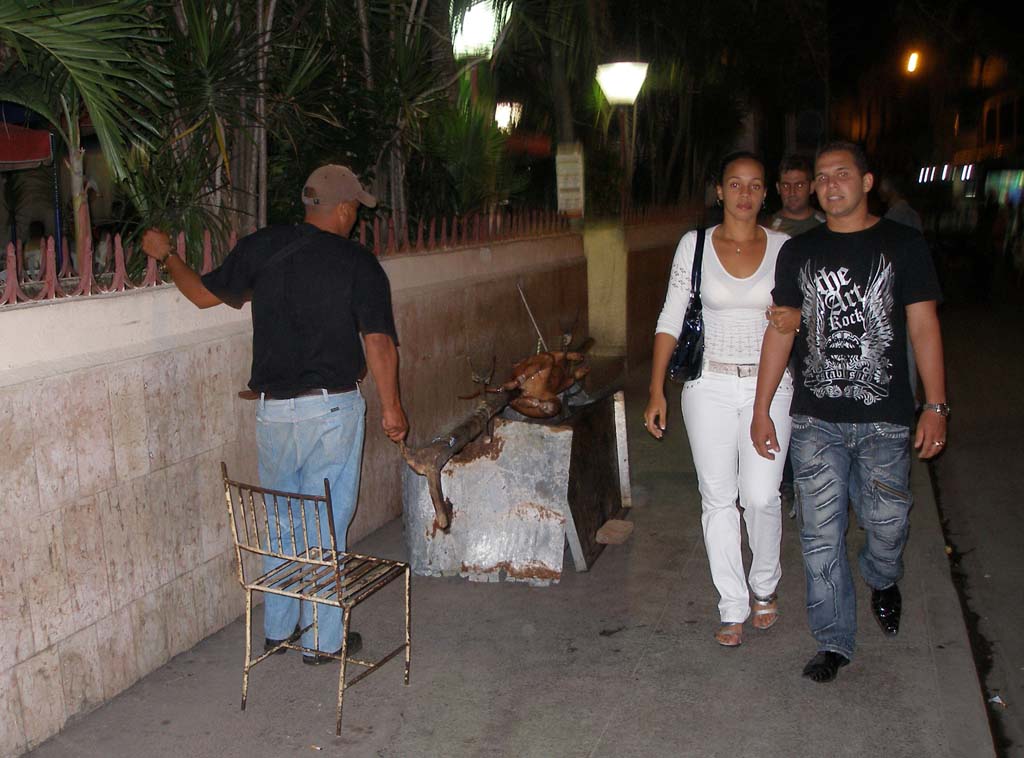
(142, 164, 407, 663)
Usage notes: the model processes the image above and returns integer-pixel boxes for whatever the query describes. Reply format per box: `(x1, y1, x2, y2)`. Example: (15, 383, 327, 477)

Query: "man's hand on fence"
(141, 229, 172, 261)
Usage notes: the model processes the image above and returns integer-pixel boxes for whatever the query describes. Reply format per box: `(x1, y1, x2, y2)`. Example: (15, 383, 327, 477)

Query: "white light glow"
(494, 101, 523, 131)
(596, 62, 650, 106)
(907, 52, 920, 73)
(967, 164, 974, 180)
(452, 1, 510, 59)
(919, 167, 927, 183)
(961, 165, 968, 180)
(942, 164, 949, 180)
(929, 166, 937, 182)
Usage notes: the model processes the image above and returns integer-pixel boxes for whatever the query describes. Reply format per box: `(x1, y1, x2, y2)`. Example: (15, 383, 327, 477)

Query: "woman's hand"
(766, 305, 800, 334)
(643, 393, 668, 439)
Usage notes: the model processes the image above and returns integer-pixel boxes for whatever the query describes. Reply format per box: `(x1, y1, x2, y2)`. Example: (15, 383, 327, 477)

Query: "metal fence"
(0, 205, 699, 308)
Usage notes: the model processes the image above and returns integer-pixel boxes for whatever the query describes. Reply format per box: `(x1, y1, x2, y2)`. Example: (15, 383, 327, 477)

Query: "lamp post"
(452, 0, 511, 105)
(596, 62, 649, 214)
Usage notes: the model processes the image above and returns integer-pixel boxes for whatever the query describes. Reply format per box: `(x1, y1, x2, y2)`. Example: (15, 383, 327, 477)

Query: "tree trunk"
(356, 0, 374, 89)
(255, 0, 277, 229)
(69, 144, 91, 273)
(389, 140, 408, 242)
(549, 38, 575, 144)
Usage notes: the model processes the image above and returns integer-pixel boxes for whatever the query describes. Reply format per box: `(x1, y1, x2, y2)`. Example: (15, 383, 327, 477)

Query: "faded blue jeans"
(789, 415, 912, 661)
(256, 388, 366, 653)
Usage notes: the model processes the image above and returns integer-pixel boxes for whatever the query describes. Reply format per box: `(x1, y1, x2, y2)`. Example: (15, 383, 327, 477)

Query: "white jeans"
(680, 369, 793, 623)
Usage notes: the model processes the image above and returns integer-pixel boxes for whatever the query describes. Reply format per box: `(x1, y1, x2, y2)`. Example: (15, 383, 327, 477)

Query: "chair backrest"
(220, 462, 341, 585)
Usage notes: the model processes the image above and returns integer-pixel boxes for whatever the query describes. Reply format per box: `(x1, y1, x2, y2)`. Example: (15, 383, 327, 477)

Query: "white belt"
(706, 360, 758, 378)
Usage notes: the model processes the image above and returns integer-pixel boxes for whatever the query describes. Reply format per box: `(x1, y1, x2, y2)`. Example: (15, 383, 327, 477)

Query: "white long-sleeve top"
(655, 225, 790, 364)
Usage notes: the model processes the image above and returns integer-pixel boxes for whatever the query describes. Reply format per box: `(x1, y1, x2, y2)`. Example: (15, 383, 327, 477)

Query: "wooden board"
(563, 390, 628, 571)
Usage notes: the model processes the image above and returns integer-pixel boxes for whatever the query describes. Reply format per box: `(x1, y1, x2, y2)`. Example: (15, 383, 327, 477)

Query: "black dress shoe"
(264, 625, 302, 654)
(802, 651, 850, 683)
(871, 584, 902, 637)
(302, 632, 363, 665)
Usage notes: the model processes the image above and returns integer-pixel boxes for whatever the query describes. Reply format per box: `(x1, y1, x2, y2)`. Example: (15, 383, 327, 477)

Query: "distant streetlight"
(494, 102, 522, 132)
(906, 51, 920, 74)
(596, 61, 649, 214)
(452, 0, 511, 59)
(595, 62, 649, 105)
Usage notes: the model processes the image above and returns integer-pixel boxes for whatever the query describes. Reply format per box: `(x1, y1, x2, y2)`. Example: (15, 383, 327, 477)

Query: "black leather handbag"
(667, 227, 706, 384)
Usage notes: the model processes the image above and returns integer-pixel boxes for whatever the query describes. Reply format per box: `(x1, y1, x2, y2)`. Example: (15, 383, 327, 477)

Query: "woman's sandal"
(714, 622, 743, 647)
(751, 594, 779, 630)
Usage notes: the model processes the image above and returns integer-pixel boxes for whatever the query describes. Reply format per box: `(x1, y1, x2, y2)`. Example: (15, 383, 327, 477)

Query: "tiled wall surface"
(0, 233, 587, 757)
(0, 331, 256, 756)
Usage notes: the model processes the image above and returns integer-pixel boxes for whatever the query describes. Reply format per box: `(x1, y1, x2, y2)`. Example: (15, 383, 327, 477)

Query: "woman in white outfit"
(643, 152, 793, 647)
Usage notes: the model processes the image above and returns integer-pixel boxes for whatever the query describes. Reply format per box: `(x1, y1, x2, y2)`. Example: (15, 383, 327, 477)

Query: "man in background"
(769, 154, 825, 236)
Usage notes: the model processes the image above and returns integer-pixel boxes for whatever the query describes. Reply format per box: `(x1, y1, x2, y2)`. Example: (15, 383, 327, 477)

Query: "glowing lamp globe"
(452, 0, 510, 59)
(596, 62, 649, 106)
(494, 102, 523, 131)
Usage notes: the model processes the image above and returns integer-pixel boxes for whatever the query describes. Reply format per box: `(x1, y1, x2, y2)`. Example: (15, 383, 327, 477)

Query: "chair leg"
(335, 607, 351, 736)
(241, 589, 252, 711)
(404, 567, 411, 686)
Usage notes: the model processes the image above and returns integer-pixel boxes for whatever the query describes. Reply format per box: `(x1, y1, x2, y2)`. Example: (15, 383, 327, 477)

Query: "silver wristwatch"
(922, 402, 951, 417)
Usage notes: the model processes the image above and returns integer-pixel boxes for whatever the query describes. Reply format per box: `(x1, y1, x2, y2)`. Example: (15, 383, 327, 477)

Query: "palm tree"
(0, 0, 167, 265)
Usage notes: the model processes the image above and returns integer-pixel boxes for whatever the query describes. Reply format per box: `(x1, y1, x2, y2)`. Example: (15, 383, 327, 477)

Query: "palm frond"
(0, 0, 169, 178)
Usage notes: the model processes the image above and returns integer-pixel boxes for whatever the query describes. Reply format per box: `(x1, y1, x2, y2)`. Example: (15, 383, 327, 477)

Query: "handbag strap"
(690, 227, 706, 296)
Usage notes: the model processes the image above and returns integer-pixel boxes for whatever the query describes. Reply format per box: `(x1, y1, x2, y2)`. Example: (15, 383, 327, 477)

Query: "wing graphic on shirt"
(799, 260, 827, 378)
(858, 254, 895, 380)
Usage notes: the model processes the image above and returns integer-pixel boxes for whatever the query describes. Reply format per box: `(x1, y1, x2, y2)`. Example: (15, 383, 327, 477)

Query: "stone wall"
(0, 231, 585, 757)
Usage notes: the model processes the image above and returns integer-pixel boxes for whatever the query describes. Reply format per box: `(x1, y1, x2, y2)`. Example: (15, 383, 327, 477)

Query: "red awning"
(0, 123, 53, 171)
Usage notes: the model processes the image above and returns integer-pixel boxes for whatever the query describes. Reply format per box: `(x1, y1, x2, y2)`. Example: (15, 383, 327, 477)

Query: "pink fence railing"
(0, 205, 701, 308)
(356, 207, 572, 255)
(0, 228, 234, 307)
(622, 204, 705, 227)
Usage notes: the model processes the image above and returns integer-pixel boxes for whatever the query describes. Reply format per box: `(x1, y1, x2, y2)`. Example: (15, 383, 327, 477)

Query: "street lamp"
(906, 51, 920, 74)
(595, 62, 649, 106)
(494, 102, 522, 132)
(452, 1, 512, 105)
(452, 0, 511, 59)
(596, 61, 649, 213)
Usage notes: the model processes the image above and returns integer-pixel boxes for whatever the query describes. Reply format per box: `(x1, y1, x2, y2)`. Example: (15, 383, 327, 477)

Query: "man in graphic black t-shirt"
(141, 165, 408, 664)
(750, 142, 948, 683)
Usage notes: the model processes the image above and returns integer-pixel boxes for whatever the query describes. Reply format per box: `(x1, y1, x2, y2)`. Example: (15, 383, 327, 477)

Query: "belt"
(238, 385, 357, 400)
(705, 361, 758, 378)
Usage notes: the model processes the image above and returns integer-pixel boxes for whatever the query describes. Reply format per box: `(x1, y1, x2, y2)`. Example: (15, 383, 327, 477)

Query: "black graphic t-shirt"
(772, 218, 942, 426)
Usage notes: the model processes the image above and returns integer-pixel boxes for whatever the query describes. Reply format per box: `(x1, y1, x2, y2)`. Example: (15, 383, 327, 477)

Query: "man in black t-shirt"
(141, 165, 408, 664)
(750, 142, 948, 684)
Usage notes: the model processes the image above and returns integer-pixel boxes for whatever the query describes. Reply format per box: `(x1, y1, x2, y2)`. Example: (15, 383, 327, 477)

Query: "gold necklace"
(718, 229, 759, 255)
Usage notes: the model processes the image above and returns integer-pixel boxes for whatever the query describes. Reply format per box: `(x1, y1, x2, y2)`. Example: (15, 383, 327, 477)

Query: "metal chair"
(220, 463, 411, 735)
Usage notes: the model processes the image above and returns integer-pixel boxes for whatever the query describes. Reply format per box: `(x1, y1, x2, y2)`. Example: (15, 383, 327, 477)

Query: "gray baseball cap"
(301, 164, 377, 208)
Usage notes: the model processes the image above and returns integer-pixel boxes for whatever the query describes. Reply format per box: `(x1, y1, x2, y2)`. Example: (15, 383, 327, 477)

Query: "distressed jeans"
(256, 388, 366, 653)
(790, 415, 912, 661)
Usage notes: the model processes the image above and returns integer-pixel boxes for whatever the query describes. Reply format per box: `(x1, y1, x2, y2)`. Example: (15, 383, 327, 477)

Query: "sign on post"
(556, 142, 585, 218)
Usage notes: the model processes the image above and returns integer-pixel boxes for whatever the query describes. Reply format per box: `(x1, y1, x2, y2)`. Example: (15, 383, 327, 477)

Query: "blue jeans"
(789, 415, 912, 661)
(256, 388, 366, 653)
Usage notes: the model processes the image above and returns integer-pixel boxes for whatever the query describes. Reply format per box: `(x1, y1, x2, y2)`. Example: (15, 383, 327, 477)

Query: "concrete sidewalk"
(28, 366, 994, 758)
